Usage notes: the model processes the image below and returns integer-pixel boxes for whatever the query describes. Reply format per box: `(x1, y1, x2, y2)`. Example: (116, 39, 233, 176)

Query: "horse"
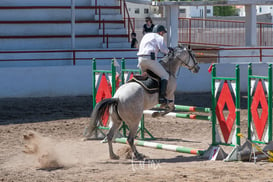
(84, 44, 200, 160)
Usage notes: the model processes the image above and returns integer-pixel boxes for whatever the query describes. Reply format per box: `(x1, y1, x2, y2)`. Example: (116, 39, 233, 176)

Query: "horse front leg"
(151, 102, 175, 118)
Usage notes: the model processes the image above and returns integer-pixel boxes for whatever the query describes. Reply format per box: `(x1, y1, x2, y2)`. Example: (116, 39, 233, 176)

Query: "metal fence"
(179, 17, 273, 47)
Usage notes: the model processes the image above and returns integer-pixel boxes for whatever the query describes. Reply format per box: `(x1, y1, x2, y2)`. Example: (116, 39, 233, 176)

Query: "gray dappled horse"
(85, 44, 200, 160)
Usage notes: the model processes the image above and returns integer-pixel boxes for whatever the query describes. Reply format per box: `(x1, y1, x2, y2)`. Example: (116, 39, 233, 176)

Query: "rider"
(137, 24, 173, 104)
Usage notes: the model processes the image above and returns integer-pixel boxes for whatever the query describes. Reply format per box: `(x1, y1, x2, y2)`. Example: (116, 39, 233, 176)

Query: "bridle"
(178, 48, 198, 71)
(164, 46, 198, 78)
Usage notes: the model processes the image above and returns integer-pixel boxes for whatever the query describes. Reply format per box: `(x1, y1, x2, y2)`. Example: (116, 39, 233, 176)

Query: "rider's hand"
(168, 47, 174, 53)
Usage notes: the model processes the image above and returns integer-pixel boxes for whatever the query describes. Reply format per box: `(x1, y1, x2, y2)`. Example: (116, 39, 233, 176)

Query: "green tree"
(213, 6, 238, 16)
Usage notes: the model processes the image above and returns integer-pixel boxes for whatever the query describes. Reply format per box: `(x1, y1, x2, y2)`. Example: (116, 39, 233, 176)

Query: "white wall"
(127, 2, 157, 19)
(256, 5, 273, 15)
(188, 6, 213, 17)
(219, 47, 273, 63)
(237, 5, 273, 17)
(0, 63, 270, 98)
(0, 66, 92, 98)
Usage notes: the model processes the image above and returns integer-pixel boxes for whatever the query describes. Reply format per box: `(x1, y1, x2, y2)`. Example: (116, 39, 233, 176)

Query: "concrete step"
(94, 14, 122, 21)
(92, 0, 118, 6)
(0, 0, 95, 6)
(76, 49, 138, 65)
(98, 28, 126, 35)
(0, 9, 95, 21)
(0, 24, 72, 36)
(99, 22, 125, 29)
(0, 36, 132, 50)
(102, 36, 129, 43)
(102, 42, 131, 48)
(0, 8, 121, 21)
(0, 22, 127, 36)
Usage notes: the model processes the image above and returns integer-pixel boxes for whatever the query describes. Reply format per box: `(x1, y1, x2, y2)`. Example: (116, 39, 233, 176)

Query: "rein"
(162, 46, 197, 79)
(177, 49, 197, 71)
(187, 50, 199, 70)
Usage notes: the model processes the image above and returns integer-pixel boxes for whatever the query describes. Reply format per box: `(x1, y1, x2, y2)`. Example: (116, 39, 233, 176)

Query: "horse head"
(172, 44, 200, 73)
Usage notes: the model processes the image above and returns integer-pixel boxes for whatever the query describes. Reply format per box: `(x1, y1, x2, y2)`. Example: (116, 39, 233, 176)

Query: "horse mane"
(160, 44, 186, 63)
(160, 54, 171, 65)
(160, 44, 186, 73)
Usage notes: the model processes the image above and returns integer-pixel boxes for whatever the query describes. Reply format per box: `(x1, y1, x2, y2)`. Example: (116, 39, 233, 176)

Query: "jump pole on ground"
(143, 110, 211, 121)
(155, 104, 211, 113)
(115, 137, 205, 155)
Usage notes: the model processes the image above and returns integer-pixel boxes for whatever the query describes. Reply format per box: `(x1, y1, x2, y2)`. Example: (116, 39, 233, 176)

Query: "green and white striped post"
(211, 64, 216, 146)
(235, 64, 241, 146)
(92, 58, 116, 136)
(247, 63, 272, 144)
(92, 58, 116, 108)
(211, 64, 240, 147)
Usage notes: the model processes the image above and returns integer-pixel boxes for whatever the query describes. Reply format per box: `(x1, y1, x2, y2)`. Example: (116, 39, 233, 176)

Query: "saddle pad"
(128, 76, 159, 94)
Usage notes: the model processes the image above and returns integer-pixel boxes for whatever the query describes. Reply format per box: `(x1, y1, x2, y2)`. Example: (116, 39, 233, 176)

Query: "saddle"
(128, 70, 160, 94)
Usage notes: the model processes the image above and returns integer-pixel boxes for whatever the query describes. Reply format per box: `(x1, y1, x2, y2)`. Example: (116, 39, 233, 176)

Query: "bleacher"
(0, 0, 136, 67)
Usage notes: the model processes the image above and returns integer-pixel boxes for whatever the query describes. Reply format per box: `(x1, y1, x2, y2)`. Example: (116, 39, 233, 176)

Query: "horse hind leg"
(127, 122, 145, 160)
(107, 115, 122, 160)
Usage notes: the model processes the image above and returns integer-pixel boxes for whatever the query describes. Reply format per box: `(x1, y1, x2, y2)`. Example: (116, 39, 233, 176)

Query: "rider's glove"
(168, 47, 174, 53)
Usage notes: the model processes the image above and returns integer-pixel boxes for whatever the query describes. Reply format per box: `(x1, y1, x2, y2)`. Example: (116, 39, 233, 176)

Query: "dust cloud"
(23, 130, 76, 170)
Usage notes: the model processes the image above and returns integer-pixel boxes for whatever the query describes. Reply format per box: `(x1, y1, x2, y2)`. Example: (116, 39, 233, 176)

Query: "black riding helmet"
(152, 24, 167, 33)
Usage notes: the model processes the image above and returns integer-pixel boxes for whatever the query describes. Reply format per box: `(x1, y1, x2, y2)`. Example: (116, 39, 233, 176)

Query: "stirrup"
(159, 97, 173, 104)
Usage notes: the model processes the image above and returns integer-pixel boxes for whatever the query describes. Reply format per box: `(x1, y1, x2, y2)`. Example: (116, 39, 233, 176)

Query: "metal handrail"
(1, 47, 273, 65)
(122, 0, 135, 41)
(94, 0, 135, 47)
(179, 17, 273, 47)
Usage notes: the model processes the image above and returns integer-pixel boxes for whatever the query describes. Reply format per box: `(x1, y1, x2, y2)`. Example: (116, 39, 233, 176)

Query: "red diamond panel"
(216, 81, 236, 143)
(251, 80, 268, 141)
(96, 74, 112, 126)
(129, 72, 134, 80)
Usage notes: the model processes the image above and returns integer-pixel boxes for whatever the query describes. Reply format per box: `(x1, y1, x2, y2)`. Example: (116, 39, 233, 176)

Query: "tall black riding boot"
(159, 79, 168, 104)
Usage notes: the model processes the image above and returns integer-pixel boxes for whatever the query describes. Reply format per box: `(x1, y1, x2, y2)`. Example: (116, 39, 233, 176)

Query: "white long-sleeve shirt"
(137, 33, 168, 60)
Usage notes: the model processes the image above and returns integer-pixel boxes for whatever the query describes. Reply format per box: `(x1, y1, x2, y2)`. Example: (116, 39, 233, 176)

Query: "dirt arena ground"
(1, 93, 273, 182)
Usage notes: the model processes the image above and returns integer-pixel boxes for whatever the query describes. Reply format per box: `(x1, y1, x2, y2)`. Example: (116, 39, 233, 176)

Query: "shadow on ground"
(0, 92, 248, 125)
(0, 96, 92, 125)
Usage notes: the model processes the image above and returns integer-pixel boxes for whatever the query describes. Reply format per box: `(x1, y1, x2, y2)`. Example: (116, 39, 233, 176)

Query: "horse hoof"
(82, 137, 93, 141)
(110, 154, 120, 160)
(135, 153, 146, 161)
(151, 112, 160, 118)
(159, 103, 167, 108)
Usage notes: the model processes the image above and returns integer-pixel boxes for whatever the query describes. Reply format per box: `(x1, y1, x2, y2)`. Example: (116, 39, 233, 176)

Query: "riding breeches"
(138, 57, 169, 80)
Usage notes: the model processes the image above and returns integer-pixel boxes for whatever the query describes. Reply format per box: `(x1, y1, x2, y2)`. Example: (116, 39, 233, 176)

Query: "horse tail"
(84, 98, 119, 137)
